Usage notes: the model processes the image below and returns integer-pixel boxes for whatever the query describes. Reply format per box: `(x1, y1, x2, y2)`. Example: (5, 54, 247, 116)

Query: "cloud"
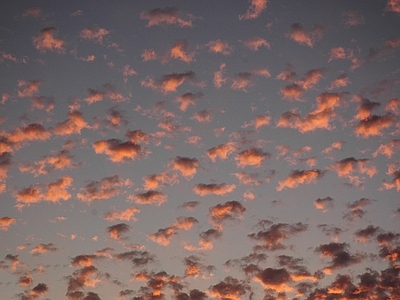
(328, 74, 350, 90)
(22, 7, 42, 18)
(242, 115, 271, 130)
(179, 201, 200, 211)
(104, 207, 140, 222)
(343, 198, 374, 221)
(184, 228, 222, 251)
(213, 63, 227, 88)
(341, 11, 364, 27)
(8, 123, 51, 144)
(80, 27, 110, 44)
(131, 190, 167, 205)
(249, 222, 308, 250)
(30, 96, 55, 112)
(254, 268, 293, 292)
(277, 169, 324, 191)
(385, 0, 400, 13)
(15, 176, 73, 207)
(354, 225, 381, 243)
(315, 242, 364, 274)
(0, 216, 16, 231)
(175, 92, 204, 112)
(322, 140, 344, 154)
(385, 98, 400, 114)
(71, 254, 99, 267)
(170, 156, 199, 179)
(209, 201, 246, 229)
(206, 142, 236, 162)
(235, 147, 270, 168)
(17, 80, 41, 98)
(231, 72, 254, 91)
(355, 113, 396, 138)
(169, 39, 196, 63)
(77, 175, 131, 203)
(243, 37, 270, 51)
(142, 172, 178, 190)
(107, 223, 131, 241)
(353, 96, 381, 120)
(233, 172, 263, 186)
(193, 183, 236, 196)
(140, 7, 195, 27)
(31, 243, 58, 255)
(183, 255, 215, 278)
(286, 23, 324, 48)
(53, 111, 89, 136)
(328, 157, 377, 186)
(85, 84, 127, 104)
(239, 0, 268, 20)
(93, 139, 147, 162)
(280, 68, 325, 100)
(148, 227, 177, 246)
(207, 276, 250, 299)
(314, 197, 334, 212)
(32, 27, 65, 53)
(141, 71, 202, 94)
(206, 40, 234, 55)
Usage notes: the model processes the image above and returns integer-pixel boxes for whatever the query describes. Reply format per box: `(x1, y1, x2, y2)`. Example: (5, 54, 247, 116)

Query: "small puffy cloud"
(381, 163, 400, 191)
(184, 228, 222, 251)
(385, 0, 400, 13)
(343, 198, 373, 221)
(233, 172, 263, 186)
(93, 139, 146, 162)
(140, 7, 195, 27)
(209, 201, 246, 229)
(322, 140, 344, 154)
(71, 254, 98, 267)
(122, 64, 137, 80)
(169, 39, 196, 63)
(170, 156, 199, 179)
(328, 157, 377, 186)
(373, 139, 400, 158)
(239, 0, 268, 20)
(314, 197, 334, 212)
(328, 74, 350, 90)
(142, 172, 178, 190)
(141, 71, 201, 94)
(354, 113, 396, 138)
(385, 98, 400, 114)
(191, 109, 212, 123)
(353, 96, 381, 120)
(242, 115, 270, 130)
(207, 276, 250, 299)
(254, 268, 293, 292)
(53, 111, 89, 136)
(276, 64, 297, 82)
(176, 92, 204, 112)
(104, 207, 140, 222)
(17, 80, 41, 98)
(131, 190, 167, 206)
(80, 27, 109, 44)
(148, 227, 176, 246)
(277, 169, 324, 191)
(214, 63, 227, 88)
(286, 23, 324, 48)
(206, 40, 234, 55)
(85, 84, 127, 104)
(280, 68, 325, 100)
(8, 123, 51, 144)
(28, 283, 49, 298)
(354, 225, 381, 243)
(235, 147, 270, 168)
(341, 11, 364, 27)
(249, 222, 308, 251)
(315, 242, 364, 274)
(231, 72, 253, 91)
(193, 183, 236, 196)
(32, 27, 65, 53)
(15, 176, 73, 207)
(183, 255, 215, 278)
(206, 142, 236, 162)
(243, 37, 270, 51)
(0, 216, 16, 231)
(77, 175, 131, 203)
(179, 201, 200, 211)
(328, 47, 347, 62)
(30, 96, 55, 112)
(31, 243, 58, 255)
(107, 223, 131, 241)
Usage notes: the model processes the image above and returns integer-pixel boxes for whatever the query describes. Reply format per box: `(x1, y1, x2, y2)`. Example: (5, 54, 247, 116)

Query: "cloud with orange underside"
(169, 156, 199, 179)
(328, 157, 377, 186)
(373, 139, 400, 158)
(141, 71, 202, 94)
(17, 80, 41, 98)
(354, 113, 396, 138)
(206, 40, 234, 55)
(131, 190, 167, 206)
(0, 217, 16, 231)
(385, 0, 400, 13)
(7, 123, 51, 145)
(235, 147, 270, 168)
(142, 172, 178, 190)
(53, 111, 89, 136)
(277, 169, 324, 191)
(242, 115, 270, 130)
(193, 183, 236, 196)
(209, 200, 246, 230)
(140, 7, 195, 27)
(213, 63, 227, 88)
(243, 37, 270, 51)
(77, 175, 131, 203)
(104, 207, 140, 222)
(206, 142, 236, 162)
(175, 92, 204, 112)
(80, 27, 109, 44)
(239, 0, 268, 20)
(32, 27, 65, 53)
(286, 23, 324, 48)
(279, 68, 325, 100)
(93, 139, 147, 162)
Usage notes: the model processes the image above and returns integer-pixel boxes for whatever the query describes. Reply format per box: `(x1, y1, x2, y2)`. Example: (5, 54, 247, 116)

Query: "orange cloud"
(80, 27, 109, 44)
(7, 123, 51, 145)
(231, 72, 253, 91)
(235, 148, 270, 168)
(233, 172, 263, 186)
(17, 80, 41, 98)
(176, 92, 204, 111)
(32, 27, 65, 53)
(254, 268, 293, 292)
(353, 96, 381, 120)
(191, 109, 212, 123)
(0, 216, 16, 231)
(93, 139, 147, 162)
(31, 243, 58, 255)
(209, 201, 246, 229)
(148, 227, 177, 246)
(328, 47, 347, 62)
(277, 169, 324, 191)
(131, 190, 167, 206)
(385, 0, 400, 13)
(239, 0, 268, 20)
(193, 183, 236, 196)
(314, 197, 334, 212)
(169, 39, 196, 63)
(53, 111, 89, 136)
(385, 98, 400, 114)
(242, 115, 270, 130)
(140, 7, 195, 27)
(322, 140, 344, 154)
(170, 156, 199, 179)
(213, 63, 227, 88)
(85, 84, 127, 104)
(328, 157, 377, 186)
(373, 139, 400, 158)
(341, 11, 364, 27)
(206, 142, 236, 162)
(107, 223, 131, 241)
(243, 37, 270, 51)
(206, 40, 234, 55)
(328, 74, 350, 90)
(143, 172, 178, 190)
(104, 207, 140, 222)
(77, 175, 131, 203)
(286, 23, 324, 48)
(280, 68, 325, 100)
(208, 276, 250, 299)
(354, 113, 396, 138)
(141, 71, 201, 94)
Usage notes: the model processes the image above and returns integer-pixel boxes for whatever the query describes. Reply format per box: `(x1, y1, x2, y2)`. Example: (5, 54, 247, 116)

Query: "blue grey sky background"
(1, 1, 400, 299)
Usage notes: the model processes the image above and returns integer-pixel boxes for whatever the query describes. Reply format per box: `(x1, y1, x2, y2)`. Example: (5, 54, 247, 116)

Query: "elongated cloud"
(93, 139, 146, 162)
(328, 157, 377, 186)
(254, 268, 293, 292)
(239, 0, 268, 20)
(373, 139, 400, 158)
(141, 71, 201, 94)
(140, 7, 195, 27)
(170, 156, 199, 179)
(176, 92, 204, 111)
(286, 23, 324, 48)
(142, 172, 178, 190)
(206, 142, 236, 162)
(132, 190, 167, 205)
(243, 37, 270, 51)
(354, 113, 396, 138)
(193, 183, 236, 196)
(31, 243, 58, 255)
(277, 169, 324, 191)
(206, 40, 234, 55)
(32, 27, 65, 53)
(77, 175, 131, 203)
(85, 84, 127, 104)
(213, 63, 227, 88)
(235, 147, 270, 168)
(80, 27, 109, 44)
(209, 201, 246, 229)
(8, 123, 51, 144)
(0, 216, 16, 231)
(53, 111, 89, 136)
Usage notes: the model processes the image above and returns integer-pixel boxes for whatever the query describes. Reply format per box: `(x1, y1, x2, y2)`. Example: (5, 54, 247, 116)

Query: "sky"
(0, 0, 400, 299)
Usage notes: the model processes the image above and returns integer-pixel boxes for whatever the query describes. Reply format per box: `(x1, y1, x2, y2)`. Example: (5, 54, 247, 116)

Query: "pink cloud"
(131, 190, 167, 206)
(206, 40, 234, 55)
(140, 7, 195, 27)
(0, 216, 16, 231)
(206, 142, 236, 162)
(176, 92, 204, 111)
(286, 23, 324, 48)
(32, 27, 65, 53)
(235, 148, 270, 168)
(93, 139, 147, 162)
(193, 183, 236, 196)
(80, 27, 110, 44)
(385, 0, 400, 13)
(277, 169, 324, 191)
(243, 37, 270, 51)
(209, 201, 246, 229)
(213, 63, 227, 88)
(341, 11, 364, 28)
(169, 156, 199, 179)
(239, 0, 268, 20)
(191, 109, 212, 123)
(141, 71, 202, 94)
(17, 80, 41, 98)
(354, 113, 396, 138)
(53, 111, 89, 136)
